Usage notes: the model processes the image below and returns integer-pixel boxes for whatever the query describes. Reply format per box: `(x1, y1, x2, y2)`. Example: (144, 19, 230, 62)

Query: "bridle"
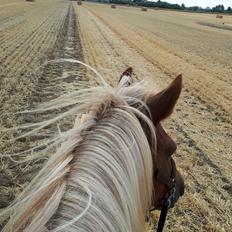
(150, 158, 178, 232)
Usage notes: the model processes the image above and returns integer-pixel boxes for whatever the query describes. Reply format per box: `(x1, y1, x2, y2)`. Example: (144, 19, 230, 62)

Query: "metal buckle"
(166, 186, 176, 209)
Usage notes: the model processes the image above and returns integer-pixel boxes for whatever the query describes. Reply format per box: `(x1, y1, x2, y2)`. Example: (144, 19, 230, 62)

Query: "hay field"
(1, 0, 232, 231)
(77, 3, 232, 231)
(0, 0, 84, 220)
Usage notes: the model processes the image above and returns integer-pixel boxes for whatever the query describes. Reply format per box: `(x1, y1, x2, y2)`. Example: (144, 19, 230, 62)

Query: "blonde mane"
(1, 72, 157, 232)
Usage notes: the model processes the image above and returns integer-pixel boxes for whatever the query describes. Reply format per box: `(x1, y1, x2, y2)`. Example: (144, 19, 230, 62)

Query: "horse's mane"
(1, 73, 157, 232)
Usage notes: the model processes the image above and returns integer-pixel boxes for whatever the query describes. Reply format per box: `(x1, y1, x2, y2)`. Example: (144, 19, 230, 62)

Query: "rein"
(151, 158, 178, 232)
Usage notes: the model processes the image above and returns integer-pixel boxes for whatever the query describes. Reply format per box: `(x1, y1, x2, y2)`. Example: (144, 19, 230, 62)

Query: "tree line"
(88, 0, 232, 13)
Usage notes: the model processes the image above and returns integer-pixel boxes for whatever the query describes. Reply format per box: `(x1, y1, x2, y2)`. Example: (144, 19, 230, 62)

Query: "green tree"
(181, 3, 185, 9)
(212, 4, 225, 12)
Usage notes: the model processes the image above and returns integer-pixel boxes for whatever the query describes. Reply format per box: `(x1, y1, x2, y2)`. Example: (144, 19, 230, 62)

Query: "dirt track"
(75, 3, 232, 231)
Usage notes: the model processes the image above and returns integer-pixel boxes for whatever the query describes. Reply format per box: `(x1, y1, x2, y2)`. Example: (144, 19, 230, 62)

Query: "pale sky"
(166, 0, 231, 8)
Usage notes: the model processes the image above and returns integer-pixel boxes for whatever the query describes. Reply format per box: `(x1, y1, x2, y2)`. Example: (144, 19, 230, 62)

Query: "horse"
(0, 67, 184, 232)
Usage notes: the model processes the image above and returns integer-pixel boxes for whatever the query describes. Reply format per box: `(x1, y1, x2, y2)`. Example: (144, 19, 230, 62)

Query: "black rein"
(152, 158, 178, 232)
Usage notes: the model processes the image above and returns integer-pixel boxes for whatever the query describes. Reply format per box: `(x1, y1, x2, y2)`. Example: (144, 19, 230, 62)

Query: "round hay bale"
(141, 7, 147, 12)
(25, 0, 35, 2)
(77, 1, 82, 5)
(216, 14, 223, 19)
(111, 4, 116, 9)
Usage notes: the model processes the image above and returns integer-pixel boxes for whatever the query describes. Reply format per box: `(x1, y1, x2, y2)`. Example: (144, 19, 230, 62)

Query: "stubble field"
(0, 1, 231, 231)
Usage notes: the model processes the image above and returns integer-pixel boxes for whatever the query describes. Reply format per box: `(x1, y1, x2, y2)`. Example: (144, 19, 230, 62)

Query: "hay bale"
(141, 7, 147, 12)
(25, 0, 35, 2)
(111, 4, 116, 9)
(216, 14, 223, 19)
(77, 1, 82, 5)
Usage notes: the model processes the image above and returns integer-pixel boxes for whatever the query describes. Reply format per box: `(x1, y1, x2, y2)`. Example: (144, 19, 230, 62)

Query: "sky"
(165, 0, 231, 8)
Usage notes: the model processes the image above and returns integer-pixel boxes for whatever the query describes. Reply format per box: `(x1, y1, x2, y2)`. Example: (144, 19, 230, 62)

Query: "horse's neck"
(11, 110, 152, 232)
(49, 120, 149, 232)
(52, 157, 145, 231)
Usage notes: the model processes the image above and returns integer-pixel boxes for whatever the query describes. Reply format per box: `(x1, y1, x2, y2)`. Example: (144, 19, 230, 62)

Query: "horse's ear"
(118, 67, 133, 86)
(146, 75, 182, 123)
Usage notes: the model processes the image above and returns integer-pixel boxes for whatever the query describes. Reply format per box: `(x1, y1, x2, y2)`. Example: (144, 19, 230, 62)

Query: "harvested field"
(0, 1, 232, 231)
(75, 3, 232, 231)
(0, 0, 85, 227)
